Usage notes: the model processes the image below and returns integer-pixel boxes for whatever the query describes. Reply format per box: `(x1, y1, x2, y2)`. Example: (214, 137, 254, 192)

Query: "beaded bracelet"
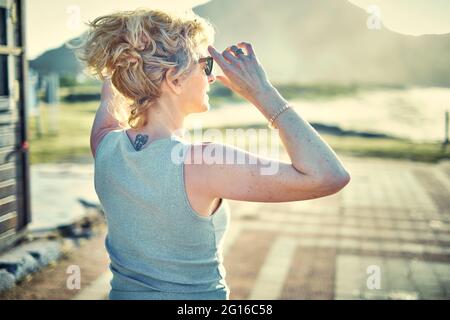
(268, 104, 291, 129)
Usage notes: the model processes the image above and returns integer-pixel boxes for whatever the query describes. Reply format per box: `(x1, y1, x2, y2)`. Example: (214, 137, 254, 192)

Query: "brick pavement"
(2, 156, 449, 300)
(222, 156, 450, 299)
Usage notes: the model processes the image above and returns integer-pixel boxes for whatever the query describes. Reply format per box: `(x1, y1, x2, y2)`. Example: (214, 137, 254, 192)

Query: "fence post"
(443, 110, 449, 152)
(27, 68, 42, 138)
(45, 73, 60, 135)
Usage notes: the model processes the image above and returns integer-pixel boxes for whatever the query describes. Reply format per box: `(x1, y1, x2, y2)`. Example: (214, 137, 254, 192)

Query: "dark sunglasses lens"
(206, 58, 213, 75)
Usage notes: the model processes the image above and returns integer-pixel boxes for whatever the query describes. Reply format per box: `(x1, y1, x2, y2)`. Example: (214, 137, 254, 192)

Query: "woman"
(76, 8, 350, 300)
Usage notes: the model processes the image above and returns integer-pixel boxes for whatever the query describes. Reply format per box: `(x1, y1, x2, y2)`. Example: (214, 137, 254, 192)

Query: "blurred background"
(0, 0, 449, 300)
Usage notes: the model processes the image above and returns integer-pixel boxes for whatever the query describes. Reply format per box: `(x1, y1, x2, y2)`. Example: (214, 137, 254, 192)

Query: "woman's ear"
(165, 68, 183, 95)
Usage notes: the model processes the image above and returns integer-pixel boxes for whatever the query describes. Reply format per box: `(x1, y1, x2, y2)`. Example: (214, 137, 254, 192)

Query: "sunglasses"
(198, 56, 214, 76)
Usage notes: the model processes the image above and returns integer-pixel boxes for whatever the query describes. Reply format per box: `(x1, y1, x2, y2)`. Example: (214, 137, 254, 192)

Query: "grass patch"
(59, 81, 394, 107)
(28, 102, 450, 164)
(29, 102, 98, 164)
(321, 134, 450, 163)
(199, 124, 450, 164)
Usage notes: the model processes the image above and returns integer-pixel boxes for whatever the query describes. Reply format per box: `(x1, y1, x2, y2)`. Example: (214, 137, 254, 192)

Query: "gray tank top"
(94, 129, 231, 299)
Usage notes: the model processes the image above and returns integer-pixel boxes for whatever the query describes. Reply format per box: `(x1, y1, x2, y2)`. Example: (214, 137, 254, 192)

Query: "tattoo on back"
(133, 134, 149, 151)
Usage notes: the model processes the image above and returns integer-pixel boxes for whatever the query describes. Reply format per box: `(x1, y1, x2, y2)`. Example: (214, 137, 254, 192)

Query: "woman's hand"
(208, 43, 275, 105)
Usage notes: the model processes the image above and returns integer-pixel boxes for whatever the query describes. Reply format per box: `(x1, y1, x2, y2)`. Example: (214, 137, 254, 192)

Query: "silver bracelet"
(268, 104, 291, 129)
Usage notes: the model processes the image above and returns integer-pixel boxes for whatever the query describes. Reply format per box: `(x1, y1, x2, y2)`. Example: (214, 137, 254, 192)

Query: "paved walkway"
(8, 155, 450, 300)
(222, 156, 450, 299)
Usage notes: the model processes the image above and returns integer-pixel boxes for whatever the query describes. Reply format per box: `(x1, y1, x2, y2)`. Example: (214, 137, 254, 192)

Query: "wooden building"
(0, 0, 31, 252)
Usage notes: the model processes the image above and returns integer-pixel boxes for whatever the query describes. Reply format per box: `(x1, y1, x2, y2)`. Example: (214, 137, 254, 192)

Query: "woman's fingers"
(229, 45, 242, 57)
(222, 48, 239, 64)
(208, 42, 266, 101)
(208, 45, 232, 70)
(237, 42, 255, 58)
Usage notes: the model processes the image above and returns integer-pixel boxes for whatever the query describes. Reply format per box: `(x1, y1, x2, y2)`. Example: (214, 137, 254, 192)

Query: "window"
(14, 55, 21, 81)
(12, 2, 21, 47)
(0, 55, 8, 96)
(0, 7, 6, 45)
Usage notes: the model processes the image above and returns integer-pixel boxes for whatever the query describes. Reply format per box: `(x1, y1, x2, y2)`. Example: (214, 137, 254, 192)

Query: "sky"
(26, 0, 450, 60)
(347, 0, 450, 36)
(25, 0, 209, 59)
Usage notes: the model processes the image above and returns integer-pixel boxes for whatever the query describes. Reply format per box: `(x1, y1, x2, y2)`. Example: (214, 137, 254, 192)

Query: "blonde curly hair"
(72, 8, 215, 129)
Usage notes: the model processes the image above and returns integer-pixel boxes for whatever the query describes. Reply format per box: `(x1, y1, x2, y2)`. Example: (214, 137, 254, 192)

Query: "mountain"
(30, 0, 450, 86)
(193, 0, 450, 86)
(29, 44, 82, 78)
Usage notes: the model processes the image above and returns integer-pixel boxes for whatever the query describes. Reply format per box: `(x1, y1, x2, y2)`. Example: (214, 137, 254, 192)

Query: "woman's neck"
(129, 101, 187, 140)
